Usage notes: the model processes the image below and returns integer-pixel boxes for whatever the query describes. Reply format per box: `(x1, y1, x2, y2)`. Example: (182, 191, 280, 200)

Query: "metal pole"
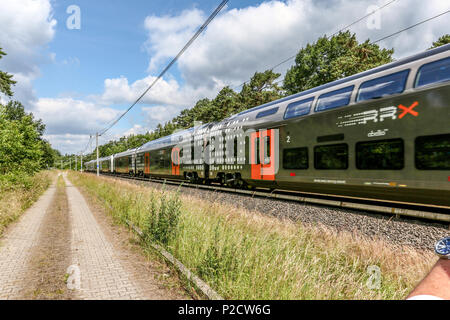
(96, 132, 99, 177)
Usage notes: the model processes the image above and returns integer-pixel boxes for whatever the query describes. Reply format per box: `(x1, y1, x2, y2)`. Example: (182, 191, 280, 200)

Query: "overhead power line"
(372, 9, 450, 43)
(236, 3, 450, 91)
(98, 0, 229, 137)
(234, 0, 400, 90)
(262, 8, 450, 89)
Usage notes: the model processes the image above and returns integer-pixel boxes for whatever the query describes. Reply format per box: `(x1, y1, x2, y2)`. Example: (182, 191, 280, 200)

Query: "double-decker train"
(85, 44, 450, 207)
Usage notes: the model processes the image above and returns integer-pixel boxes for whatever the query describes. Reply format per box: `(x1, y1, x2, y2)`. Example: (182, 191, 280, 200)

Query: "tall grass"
(69, 172, 435, 300)
(0, 170, 54, 236)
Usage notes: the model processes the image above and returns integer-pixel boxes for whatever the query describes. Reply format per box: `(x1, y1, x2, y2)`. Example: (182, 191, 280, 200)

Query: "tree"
(3, 101, 45, 136)
(283, 31, 394, 95)
(429, 34, 450, 49)
(0, 48, 16, 97)
(0, 105, 43, 174)
(239, 70, 282, 110)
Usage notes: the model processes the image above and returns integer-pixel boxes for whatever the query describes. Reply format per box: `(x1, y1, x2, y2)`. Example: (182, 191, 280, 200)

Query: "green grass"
(69, 172, 435, 300)
(0, 170, 54, 236)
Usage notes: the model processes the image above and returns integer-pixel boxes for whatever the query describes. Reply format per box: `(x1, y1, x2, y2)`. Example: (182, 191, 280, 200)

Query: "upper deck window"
(316, 86, 354, 112)
(357, 70, 409, 102)
(256, 107, 279, 119)
(415, 57, 450, 88)
(284, 97, 314, 119)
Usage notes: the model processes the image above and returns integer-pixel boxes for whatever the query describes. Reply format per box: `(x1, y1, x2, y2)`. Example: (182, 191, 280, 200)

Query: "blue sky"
(0, 0, 448, 154)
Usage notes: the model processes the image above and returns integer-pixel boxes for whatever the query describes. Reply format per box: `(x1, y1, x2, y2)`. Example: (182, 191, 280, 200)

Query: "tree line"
(84, 33, 448, 162)
(1, 32, 448, 171)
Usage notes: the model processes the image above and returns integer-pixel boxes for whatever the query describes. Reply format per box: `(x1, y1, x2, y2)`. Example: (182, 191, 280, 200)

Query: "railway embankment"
(70, 172, 438, 300)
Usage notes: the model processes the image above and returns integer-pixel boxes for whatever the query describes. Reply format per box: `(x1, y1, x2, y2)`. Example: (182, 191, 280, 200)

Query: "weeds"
(0, 170, 54, 236)
(69, 172, 435, 300)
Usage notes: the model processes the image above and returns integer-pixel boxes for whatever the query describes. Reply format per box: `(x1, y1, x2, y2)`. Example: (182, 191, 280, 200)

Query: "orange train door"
(144, 153, 150, 175)
(171, 148, 180, 175)
(250, 129, 276, 181)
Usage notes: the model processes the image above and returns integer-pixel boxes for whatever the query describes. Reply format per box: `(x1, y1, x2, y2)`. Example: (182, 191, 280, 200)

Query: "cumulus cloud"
(4, 0, 449, 155)
(144, 8, 206, 71)
(34, 98, 122, 135)
(144, 0, 450, 89)
(0, 0, 56, 104)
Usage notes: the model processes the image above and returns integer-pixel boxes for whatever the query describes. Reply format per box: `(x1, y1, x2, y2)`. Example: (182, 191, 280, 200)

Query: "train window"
(314, 144, 348, 170)
(316, 86, 354, 112)
(415, 134, 450, 170)
(357, 70, 409, 102)
(283, 147, 308, 170)
(415, 57, 450, 88)
(264, 136, 271, 164)
(256, 107, 279, 119)
(284, 97, 314, 119)
(356, 139, 404, 170)
(255, 137, 260, 164)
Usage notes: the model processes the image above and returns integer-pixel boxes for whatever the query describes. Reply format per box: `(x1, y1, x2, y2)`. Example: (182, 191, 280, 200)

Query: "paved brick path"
(0, 173, 184, 300)
(0, 184, 56, 299)
(65, 175, 155, 299)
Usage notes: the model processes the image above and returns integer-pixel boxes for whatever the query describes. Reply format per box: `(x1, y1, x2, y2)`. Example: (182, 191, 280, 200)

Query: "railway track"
(93, 172, 450, 225)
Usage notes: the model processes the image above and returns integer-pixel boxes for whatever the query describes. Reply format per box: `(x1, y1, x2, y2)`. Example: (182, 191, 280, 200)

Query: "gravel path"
(120, 177, 449, 251)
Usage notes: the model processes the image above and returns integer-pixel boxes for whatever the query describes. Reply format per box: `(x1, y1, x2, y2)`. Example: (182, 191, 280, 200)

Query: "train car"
(113, 149, 137, 175)
(84, 159, 96, 172)
(202, 43, 450, 206)
(135, 129, 194, 179)
(99, 156, 113, 173)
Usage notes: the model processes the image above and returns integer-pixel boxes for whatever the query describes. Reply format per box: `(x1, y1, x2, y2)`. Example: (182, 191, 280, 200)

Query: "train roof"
(92, 44, 450, 159)
(114, 148, 138, 158)
(233, 43, 450, 118)
(137, 126, 195, 153)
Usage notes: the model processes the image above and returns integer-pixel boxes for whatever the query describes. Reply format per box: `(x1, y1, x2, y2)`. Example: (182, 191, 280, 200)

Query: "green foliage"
(0, 48, 16, 97)
(142, 189, 182, 245)
(0, 48, 59, 175)
(429, 34, 450, 49)
(0, 104, 44, 175)
(283, 31, 394, 95)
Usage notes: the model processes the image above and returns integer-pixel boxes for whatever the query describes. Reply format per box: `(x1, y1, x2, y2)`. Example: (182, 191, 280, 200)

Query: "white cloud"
(100, 74, 221, 107)
(122, 124, 147, 137)
(34, 98, 122, 135)
(144, 8, 205, 71)
(4, 0, 449, 156)
(144, 0, 450, 89)
(0, 0, 56, 104)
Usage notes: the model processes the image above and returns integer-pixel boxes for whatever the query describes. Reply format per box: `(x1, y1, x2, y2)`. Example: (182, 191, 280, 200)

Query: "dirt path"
(21, 175, 73, 299)
(0, 173, 187, 300)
